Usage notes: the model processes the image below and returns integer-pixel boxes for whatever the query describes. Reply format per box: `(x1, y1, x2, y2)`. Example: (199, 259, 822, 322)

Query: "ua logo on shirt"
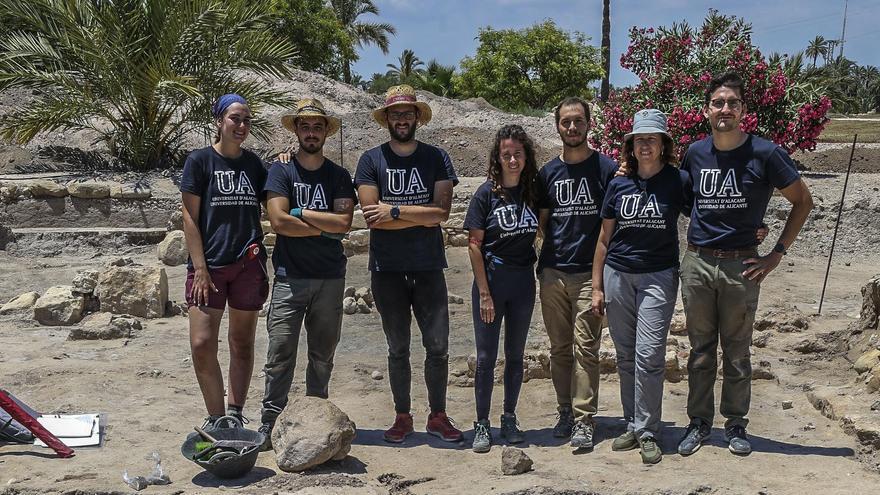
(214, 170, 256, 196)
(494, 205, 539, 231)
(698, 169, 742, 198)
(619, 193, 663, 220)
(387, 168, 427, 195)
(554, 178, 594, 206)
(292, 183, 329, 210)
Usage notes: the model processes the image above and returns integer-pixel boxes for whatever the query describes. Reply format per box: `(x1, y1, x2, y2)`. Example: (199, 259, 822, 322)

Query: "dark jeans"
(472, 263, 535, 421)
(371, 270, 450, 414)
(260, 277, 344, 425)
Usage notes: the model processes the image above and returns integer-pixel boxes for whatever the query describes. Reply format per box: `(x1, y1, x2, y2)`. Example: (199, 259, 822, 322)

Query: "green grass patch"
(819, 119, 880, 143)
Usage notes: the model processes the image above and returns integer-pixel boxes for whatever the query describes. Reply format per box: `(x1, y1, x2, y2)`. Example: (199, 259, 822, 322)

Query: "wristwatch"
(390, 205, 400, 220)
(772, 242, 787, 255)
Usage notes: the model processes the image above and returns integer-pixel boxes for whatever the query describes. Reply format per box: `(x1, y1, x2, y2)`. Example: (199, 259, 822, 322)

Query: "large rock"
(855, 349, 880, 374)
(26, 179, 68, 198)
(351, 209, 367, 230)
(71, 270, 100, 295)
(273, 396, 356, 472)
(33, 286, 84, 326)
(68, 312, 142, 340)
(0, 292, 39, 315)
(167, 209, 184, 231)
(157, 230, 188, 266)
(347, 230, 370, 253)
(96, 266, 168, 318)
(110, 184, 151, 199)
(67, 181, 111, 199)
(857, 275, 880, 331)
(501, 447, 533, 475)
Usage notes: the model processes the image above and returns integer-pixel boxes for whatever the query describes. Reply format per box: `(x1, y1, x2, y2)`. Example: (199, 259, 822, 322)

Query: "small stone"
(370, 370, 383, 380)
(356, 299, 371, 314)
(108, 257, 135, 267)
(447, 293, 464, 305)
(343, 297, 357, 315)
(787, 261, 795, 267)
(344, 286, 356, 298)
(845, 262, 851, 267)
(501, 446, 533, 475)
(870, 400, 880, 411)
(782, 400, 793, 410)
(752, 332, 771, 348)
(110, 184, 151, 199)
(354, 287, 373, 305)
(803, 423, 816, 431)
(67, 181, 111, 199)
(71, 270, 99, 295)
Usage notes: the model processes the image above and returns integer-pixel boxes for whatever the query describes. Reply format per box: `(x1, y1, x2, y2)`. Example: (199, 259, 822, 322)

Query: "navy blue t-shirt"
(464, 181, 539, 267)
(179, 146, 267, 268)
(683, 134, 801, 249)
(264, 158, 356, 279)
(601, 165, 690, 274)
(537, 152, 619, 273)
(354, 141, 453, 271)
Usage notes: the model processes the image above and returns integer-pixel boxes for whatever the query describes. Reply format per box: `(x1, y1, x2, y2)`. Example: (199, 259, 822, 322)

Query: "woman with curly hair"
(464, 124, 541, 453)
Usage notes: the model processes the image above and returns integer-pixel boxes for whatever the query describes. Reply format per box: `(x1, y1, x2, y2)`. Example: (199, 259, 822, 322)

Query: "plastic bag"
(123, 452, 171, 491)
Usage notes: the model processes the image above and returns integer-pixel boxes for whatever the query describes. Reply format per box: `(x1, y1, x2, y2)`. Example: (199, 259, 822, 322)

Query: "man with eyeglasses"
(536, 96, 619, 450)
(354, 85, 463, 444)
(676, 72, 814, 457)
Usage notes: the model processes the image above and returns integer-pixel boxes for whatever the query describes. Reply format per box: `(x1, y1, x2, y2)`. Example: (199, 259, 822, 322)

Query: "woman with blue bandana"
(180, 93, 269, 430)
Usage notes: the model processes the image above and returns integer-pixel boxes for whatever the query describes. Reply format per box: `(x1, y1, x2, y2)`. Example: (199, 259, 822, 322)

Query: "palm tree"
(329, 0, 396, 84)
(805, 35, 828, 68)
(386, 49, 424, 83)
(600, 0, 611, 102)
(417, 60, 457, 97)
(0, 0, 296, 170)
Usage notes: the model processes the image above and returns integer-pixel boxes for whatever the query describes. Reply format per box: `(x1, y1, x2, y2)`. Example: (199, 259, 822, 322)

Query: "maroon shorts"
(185, 255, 269, 311)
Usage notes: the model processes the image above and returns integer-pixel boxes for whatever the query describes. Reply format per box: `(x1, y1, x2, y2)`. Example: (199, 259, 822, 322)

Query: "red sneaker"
(383, 413, 414, 443)
(426, 411, 463, 442)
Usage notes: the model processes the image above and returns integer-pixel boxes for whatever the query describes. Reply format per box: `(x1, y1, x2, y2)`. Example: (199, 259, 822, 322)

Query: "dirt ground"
(1, 227, 879, 494)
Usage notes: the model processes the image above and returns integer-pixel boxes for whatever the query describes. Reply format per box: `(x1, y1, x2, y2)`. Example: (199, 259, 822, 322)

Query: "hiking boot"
(677, 421, 711, 456)
(553, 406, 575, 438)
(472, 419, 491, 453)
(724, 425, 752, 455)
(383, 413, 414, 443)
(213, 414, 244, 429)
(639, 436, 662, 464)
(258, 422, 274, 452)
(201, 415, 222, 431)
(570, 420, 594, 449)
(611, 430, 638, 451)
(426, 411, 463, 442)
(500, 412, 525, 444)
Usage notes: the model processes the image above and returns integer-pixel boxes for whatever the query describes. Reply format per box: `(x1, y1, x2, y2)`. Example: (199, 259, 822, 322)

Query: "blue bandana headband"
(212, 94, 248, 118)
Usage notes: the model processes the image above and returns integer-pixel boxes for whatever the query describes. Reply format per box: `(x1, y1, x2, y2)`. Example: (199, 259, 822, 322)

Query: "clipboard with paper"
(34, 414, 102, 448)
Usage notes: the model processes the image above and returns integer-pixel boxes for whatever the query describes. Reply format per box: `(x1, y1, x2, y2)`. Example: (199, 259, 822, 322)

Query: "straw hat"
(623, 109, 669, 141)
(281, 98, 341, 137)
(372, 85, 432, 128)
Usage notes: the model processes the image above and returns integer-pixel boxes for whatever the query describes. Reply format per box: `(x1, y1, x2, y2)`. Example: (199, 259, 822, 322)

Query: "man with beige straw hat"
(258, 98, 356, 449)
(354, 85, 463, 444)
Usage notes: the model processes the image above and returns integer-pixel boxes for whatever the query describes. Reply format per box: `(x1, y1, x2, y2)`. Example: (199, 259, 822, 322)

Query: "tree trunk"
(343, 59, 352, 84)
(600, 0, 611, 102)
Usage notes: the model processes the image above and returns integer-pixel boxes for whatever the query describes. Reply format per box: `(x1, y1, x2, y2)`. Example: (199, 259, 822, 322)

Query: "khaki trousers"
(538, 268, 604, 423)
(680, 249, 761, 428)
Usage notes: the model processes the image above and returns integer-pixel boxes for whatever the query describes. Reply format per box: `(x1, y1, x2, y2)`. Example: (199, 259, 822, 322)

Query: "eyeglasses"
(227, 115, 252, 126)
(387, 110, 417, 121)
(709, 98, 743, 110)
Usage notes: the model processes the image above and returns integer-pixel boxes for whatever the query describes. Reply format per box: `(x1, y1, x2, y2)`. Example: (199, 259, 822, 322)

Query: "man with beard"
(676, 72, 813, 456)
(258, 99, 356, 449)
(537, 97, 618, 450)
(354, 85, 462, 444)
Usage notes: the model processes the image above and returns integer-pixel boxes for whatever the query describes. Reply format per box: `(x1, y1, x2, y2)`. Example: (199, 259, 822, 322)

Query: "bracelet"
(290, 207, 303, 218)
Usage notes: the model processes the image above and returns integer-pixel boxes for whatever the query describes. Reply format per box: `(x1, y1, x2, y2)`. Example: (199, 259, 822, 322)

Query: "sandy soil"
(1, 235, 879, 494)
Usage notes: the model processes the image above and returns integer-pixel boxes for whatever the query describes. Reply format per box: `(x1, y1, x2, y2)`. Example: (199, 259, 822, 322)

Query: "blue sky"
(351, 0, 878, 87)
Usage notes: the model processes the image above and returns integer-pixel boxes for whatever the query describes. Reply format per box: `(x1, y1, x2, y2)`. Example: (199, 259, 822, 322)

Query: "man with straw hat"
(354, 84, 463, 444)
(258, 98, 356, 449)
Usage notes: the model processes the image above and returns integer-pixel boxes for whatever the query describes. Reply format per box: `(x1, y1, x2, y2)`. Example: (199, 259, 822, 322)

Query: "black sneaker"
(724, 425, 752, 455)
(553, 406, 575, 438)
(258, 422, 274, 452)
(500, 412, 524, 444)
(677, 421, 711, 456)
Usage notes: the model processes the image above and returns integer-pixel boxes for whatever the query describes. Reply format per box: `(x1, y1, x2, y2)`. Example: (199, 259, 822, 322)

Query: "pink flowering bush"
(591, 10, 831, 161)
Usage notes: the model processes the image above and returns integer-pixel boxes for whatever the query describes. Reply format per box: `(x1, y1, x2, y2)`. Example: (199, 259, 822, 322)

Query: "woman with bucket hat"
(180, 94, 269, 431)
(589, 109, 688, 464)
(465, 124, 541, 453)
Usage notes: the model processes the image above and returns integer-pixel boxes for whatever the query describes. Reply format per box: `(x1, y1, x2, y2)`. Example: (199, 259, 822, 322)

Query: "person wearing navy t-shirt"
(676, 72, 814, 457)
(354, 85, 463, 444)
(591, 109, 688, 464)
(537, 97, 618, 450)
(180, 94, 269, 431)
(256, 99, 355, 449)
(464, 125, 540, 453)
